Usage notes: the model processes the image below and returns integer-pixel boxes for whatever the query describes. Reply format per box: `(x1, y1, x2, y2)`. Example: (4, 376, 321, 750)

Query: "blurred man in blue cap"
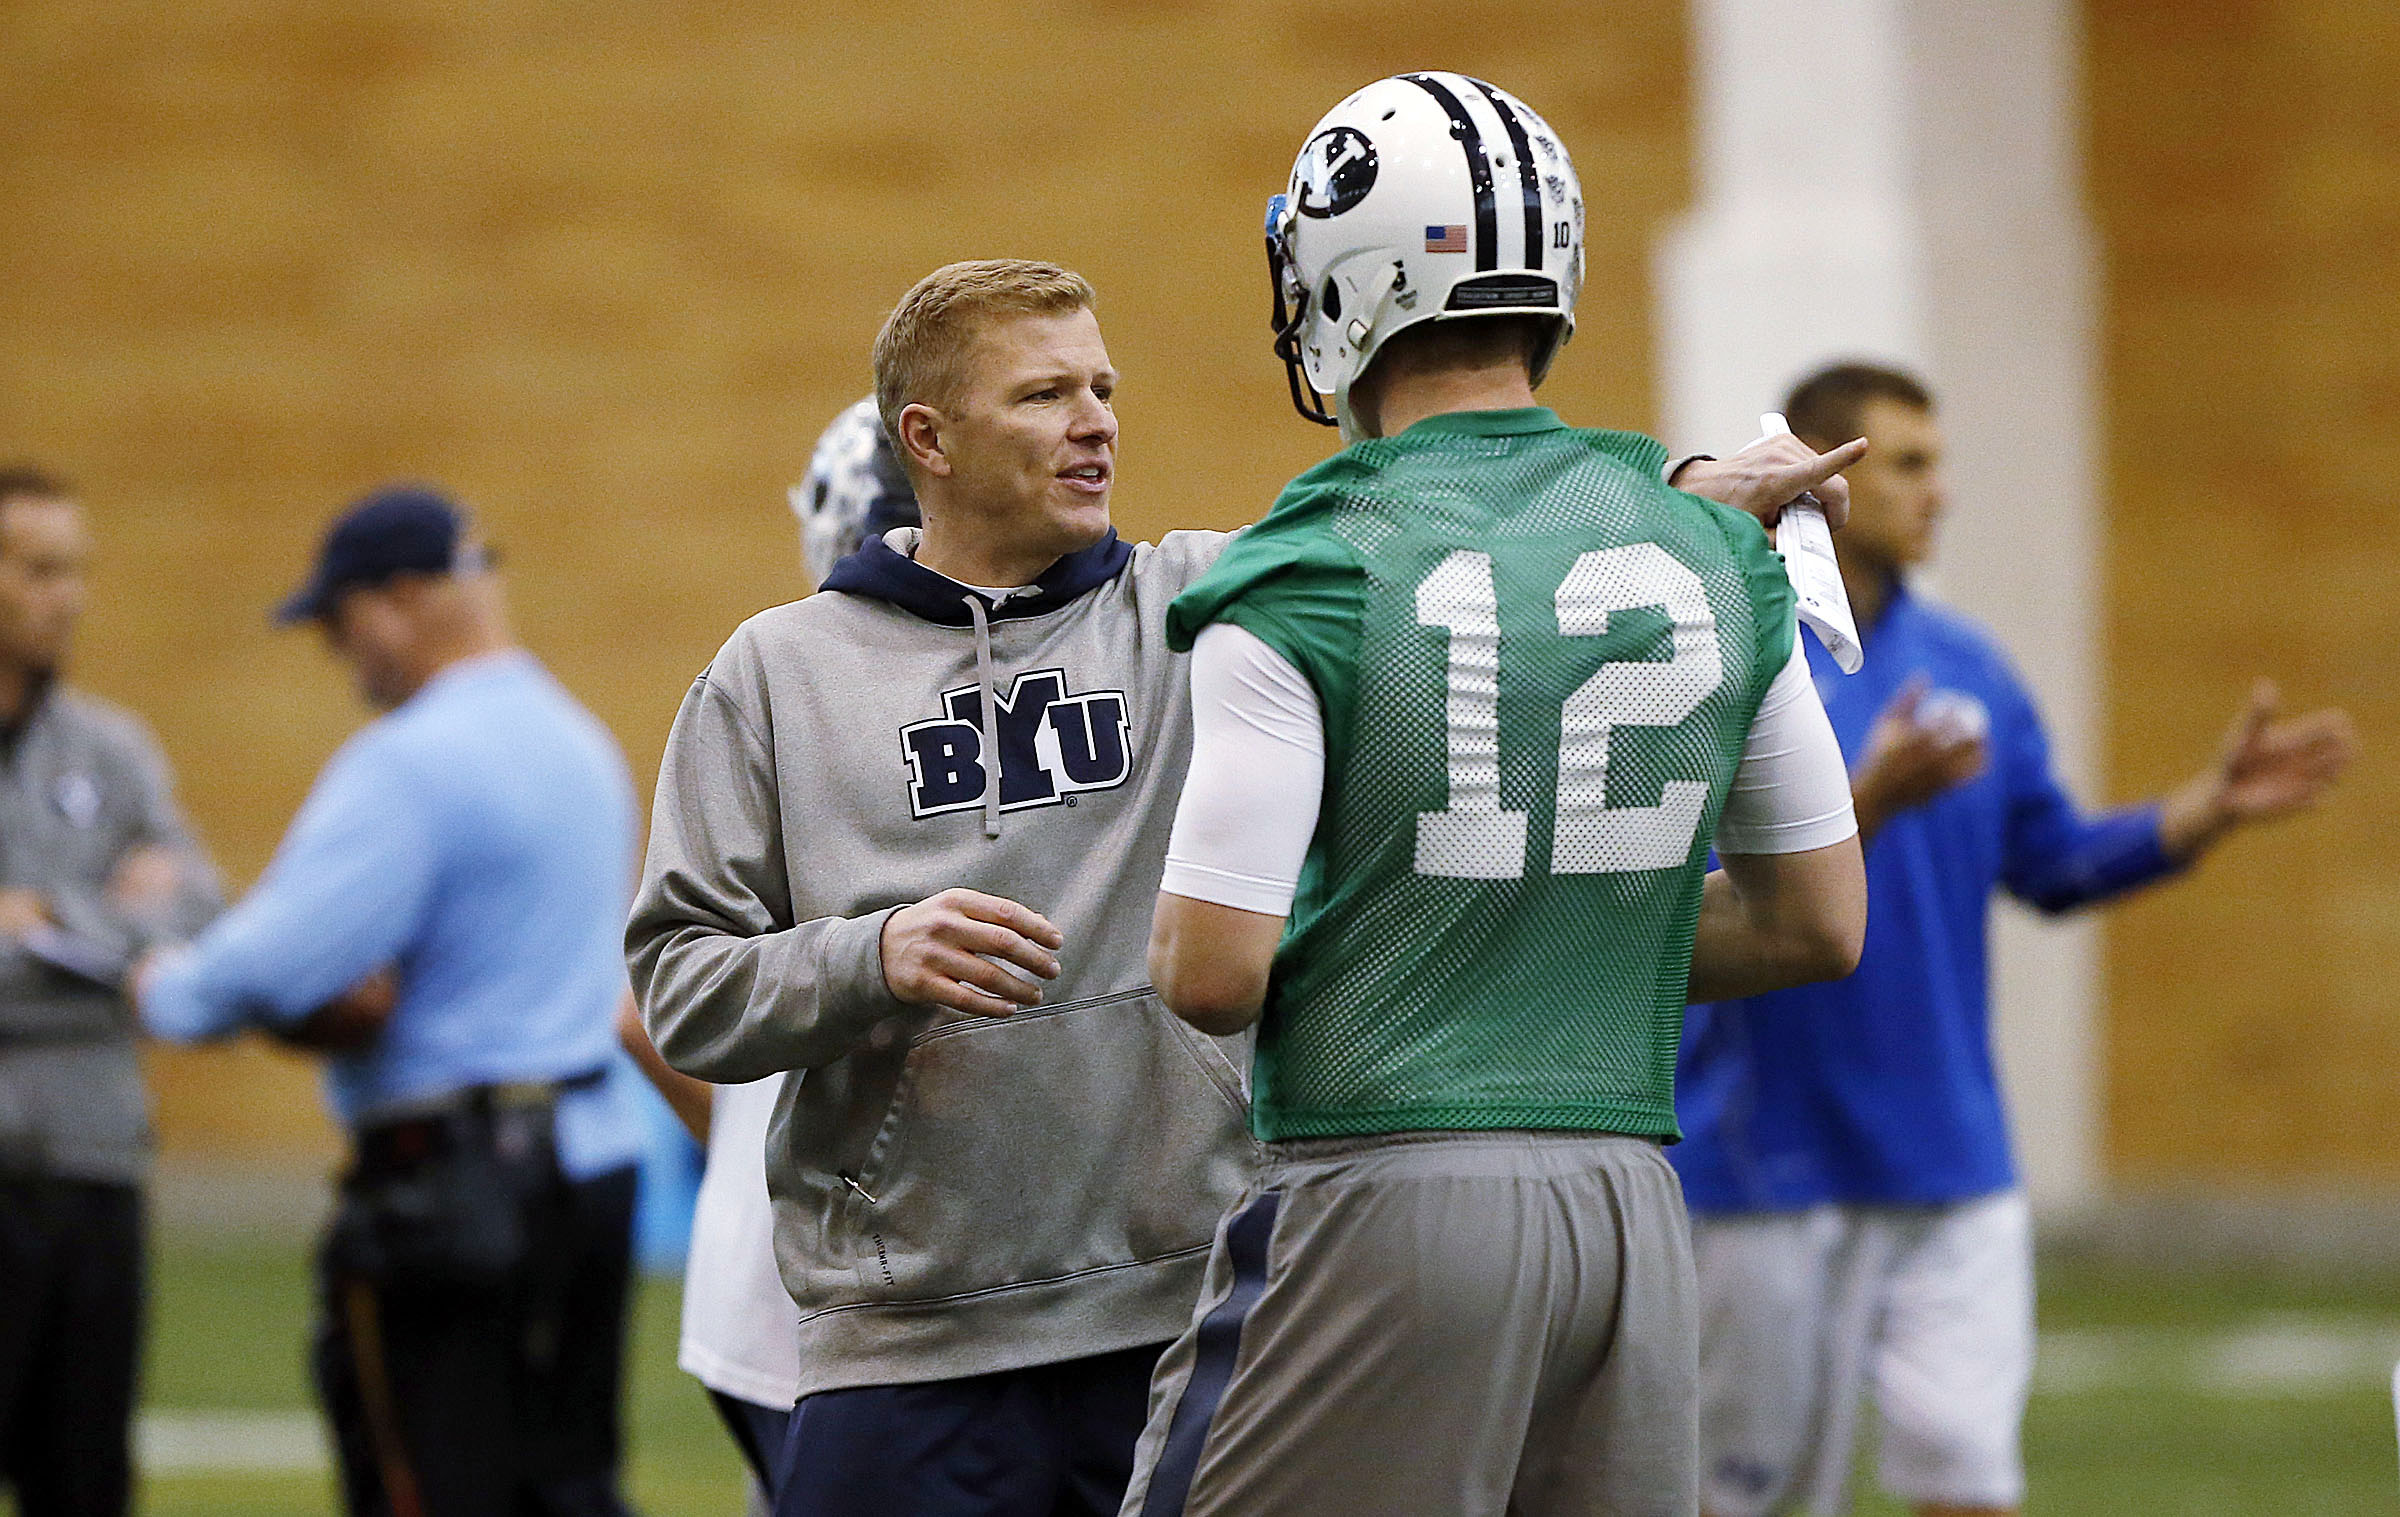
(137, 485, 648, 1517)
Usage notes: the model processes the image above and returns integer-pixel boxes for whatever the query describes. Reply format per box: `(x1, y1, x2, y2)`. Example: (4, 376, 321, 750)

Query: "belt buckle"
(489, 1080, 554, 1110)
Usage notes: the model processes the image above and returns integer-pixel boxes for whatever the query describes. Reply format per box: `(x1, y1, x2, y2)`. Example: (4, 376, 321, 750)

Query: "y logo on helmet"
(901, 670, 1133, 819)
(1294, 126, 1378, 218)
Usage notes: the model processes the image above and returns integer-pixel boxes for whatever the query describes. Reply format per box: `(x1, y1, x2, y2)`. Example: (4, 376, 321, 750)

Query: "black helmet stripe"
(1467, 78, 1544, 273)
(1404, 73, 1497, 272)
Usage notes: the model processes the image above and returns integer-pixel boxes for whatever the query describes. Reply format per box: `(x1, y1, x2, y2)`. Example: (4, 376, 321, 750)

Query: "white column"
(1654, 0, 2103, 1210)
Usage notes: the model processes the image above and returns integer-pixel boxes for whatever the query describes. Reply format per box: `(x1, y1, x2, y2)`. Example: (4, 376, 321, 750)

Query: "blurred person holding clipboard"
(0, 464, 220, 1517)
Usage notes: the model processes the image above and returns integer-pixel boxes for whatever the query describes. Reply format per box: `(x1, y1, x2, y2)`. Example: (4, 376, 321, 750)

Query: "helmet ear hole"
(1321, 278, 1343, 323)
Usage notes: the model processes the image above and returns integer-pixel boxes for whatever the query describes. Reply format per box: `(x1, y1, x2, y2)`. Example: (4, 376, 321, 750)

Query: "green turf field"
(1854, 1261, 2400, 1516)
(87, 1233, 2400, 1515)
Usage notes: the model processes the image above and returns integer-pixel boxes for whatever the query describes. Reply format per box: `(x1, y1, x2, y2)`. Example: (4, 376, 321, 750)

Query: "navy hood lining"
(820, 529, 1135, 627)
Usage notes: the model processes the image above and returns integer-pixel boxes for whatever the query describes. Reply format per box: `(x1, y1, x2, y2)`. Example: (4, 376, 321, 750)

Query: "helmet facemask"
(1265, 194, 1336, 430)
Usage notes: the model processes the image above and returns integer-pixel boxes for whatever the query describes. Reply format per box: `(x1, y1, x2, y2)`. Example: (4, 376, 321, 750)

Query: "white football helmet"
(1267, 73, 1585, 438)
(790, 397, 920, 584)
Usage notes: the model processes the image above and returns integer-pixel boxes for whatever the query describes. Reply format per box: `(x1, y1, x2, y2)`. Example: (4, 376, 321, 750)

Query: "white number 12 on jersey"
(1414, 546, 1722, 880)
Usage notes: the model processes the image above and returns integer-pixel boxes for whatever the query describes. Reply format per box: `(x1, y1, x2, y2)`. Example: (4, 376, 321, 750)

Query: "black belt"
(351, 1068, 605, 1178)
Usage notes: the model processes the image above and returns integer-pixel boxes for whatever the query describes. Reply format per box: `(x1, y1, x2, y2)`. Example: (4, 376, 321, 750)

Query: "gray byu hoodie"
(629, 526, 1256, 1397)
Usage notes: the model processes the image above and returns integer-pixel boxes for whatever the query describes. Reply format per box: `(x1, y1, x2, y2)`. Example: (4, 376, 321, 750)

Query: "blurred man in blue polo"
(137, 486, 648, 1517)
(1676, 363, 2357, 1517)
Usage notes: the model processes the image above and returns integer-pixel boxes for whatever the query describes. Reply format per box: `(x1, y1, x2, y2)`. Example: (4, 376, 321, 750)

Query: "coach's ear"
(896, 402, 953, 480)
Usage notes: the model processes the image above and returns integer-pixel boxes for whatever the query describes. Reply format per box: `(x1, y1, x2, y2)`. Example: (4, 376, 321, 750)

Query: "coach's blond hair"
(871, 260, 1097, 447)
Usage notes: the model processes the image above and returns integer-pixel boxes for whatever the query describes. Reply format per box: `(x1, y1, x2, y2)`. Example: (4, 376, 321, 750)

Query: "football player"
(1676, 362, 2355, 1517)
(791, 396, 924, 588)
(1122, 74, 1872, 1515)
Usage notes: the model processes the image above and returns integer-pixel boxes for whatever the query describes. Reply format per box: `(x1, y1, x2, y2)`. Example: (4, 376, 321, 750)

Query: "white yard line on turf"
(138, 1410, 327, 1474)
(132, 1319, 2400, 1475)
(2036, 1319, 2400, 1399)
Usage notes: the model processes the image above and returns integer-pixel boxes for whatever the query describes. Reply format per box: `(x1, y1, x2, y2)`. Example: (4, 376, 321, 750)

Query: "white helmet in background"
(790, 397, 920, 584)
(1266, 72, 1584, 438)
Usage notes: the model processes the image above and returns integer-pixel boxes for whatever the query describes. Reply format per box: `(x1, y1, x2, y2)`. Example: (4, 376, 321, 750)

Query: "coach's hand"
(881, 889, 1063, 1018)
(2158, 679, 2356, 861)
(272, 968, 400, 1053)
(1852, 678, 1987, 843)
(1675, 434, 1868, 529)
(0, 888, 54, 939)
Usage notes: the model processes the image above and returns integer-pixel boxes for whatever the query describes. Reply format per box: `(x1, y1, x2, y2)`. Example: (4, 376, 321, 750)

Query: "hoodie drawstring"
(965, 595, 1004, 838)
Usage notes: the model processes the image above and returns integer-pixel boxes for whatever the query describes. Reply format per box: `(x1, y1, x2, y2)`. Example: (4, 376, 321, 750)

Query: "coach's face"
(0, 495, 90, 675)
(915, 308, 1118, 569)
(1841, 398, 1947, 574)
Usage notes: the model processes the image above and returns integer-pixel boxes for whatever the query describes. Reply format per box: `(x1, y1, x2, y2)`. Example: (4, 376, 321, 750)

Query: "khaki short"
(1120, 1129, 1699, 1517)
(1693, 1191, 2033, 1515)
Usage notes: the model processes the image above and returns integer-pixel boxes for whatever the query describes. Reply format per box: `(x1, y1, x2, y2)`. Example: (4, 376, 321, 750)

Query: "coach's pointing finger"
(1777, 436, 1867, 529)
(1673, 435, 1865, 530)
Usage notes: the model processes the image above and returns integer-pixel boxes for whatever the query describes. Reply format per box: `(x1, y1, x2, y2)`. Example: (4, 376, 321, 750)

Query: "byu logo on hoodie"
(901, 669, 1133, 819)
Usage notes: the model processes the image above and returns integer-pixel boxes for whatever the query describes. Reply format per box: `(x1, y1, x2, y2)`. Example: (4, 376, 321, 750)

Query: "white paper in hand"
(18, 923, 127, 988)
(1759, 412, 1864, 674)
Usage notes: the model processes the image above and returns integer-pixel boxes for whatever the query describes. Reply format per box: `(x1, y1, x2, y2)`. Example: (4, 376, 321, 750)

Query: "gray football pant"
(1119, 1130, 1699, 1517)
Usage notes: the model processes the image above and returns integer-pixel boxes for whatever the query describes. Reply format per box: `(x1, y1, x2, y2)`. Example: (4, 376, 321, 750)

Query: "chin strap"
(1265, 196, 1338, 429)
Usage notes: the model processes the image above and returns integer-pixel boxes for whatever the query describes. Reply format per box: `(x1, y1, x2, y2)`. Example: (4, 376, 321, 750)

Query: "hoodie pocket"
(832, 987, 1253, 1305)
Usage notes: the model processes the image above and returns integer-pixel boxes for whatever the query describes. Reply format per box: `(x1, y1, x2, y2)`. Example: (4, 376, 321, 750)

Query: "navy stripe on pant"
(1139, 1191, 1281, 1517)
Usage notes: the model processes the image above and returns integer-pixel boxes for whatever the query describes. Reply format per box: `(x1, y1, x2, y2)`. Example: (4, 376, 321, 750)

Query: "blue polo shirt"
(142, 650, 642, 1180)
(1674, 583, 2181, 1211)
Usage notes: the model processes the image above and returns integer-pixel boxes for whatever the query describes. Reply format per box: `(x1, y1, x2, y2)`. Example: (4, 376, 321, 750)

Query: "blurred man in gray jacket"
(0, 465, 218, 1517)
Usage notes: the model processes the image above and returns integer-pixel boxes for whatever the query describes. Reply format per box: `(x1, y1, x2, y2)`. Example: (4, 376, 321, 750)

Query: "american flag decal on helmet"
(1424, 224, 1469, 253)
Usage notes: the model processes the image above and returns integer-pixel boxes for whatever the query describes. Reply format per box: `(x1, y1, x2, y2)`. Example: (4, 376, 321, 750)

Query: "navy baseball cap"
(275, 485, 480, 626)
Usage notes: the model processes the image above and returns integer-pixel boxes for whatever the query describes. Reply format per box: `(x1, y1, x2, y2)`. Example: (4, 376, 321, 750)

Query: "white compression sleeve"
(1159, 623, 1325, 916)
(1713, 631, 1859, 855)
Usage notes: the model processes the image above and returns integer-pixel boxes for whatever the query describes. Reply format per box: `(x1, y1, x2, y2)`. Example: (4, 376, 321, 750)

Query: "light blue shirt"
(143, 650, 643, 1179)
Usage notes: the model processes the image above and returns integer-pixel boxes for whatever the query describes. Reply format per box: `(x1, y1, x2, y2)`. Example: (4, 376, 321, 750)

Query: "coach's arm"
(628, 665, 902, 1082)
(629, 638, 1062, 1083)
(1685, 839, 1866, 1003)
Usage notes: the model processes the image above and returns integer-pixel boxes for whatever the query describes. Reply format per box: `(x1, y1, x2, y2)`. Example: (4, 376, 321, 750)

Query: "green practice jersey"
(1167, 408, 1796, 1143)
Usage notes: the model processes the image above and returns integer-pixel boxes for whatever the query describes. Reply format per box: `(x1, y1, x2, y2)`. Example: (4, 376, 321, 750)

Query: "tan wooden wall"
(0, 1, 1693, 1158)
(2089, 1, 2400, 1184)
(8, 0, 2385, 1185)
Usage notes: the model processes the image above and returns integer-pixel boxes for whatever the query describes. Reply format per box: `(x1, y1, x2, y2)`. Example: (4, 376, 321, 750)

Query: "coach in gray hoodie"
(629, 261, 1255, 1515)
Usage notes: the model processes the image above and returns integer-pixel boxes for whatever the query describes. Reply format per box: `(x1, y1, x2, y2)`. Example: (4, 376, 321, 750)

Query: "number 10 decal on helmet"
(1266, 73, 1586, 439)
